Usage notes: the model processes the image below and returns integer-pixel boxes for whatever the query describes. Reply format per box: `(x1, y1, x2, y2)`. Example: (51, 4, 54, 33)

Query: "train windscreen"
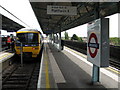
(17, 33, 38, 46)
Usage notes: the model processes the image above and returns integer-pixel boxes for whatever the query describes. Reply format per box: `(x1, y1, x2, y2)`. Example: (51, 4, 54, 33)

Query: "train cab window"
(17, 33, 38, 43)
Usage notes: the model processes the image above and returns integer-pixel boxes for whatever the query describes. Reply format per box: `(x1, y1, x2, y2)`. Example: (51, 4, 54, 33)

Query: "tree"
(71, 34, 79, 40)
(64, 32, 69, 40)
(78, 37, 83, 42)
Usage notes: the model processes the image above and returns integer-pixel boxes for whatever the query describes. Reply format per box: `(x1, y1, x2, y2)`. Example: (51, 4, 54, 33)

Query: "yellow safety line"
(107, 67, 120, 75)
(0, 53, 12, 60)
(66, 47, 87, 58)
(45, 60, 50, 88)
(44, 47, 50, 89)
(65, 47, 120, 75)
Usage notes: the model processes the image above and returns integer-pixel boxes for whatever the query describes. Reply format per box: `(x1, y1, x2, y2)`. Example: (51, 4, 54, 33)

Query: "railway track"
(2, 46, 43, 90)
(110, 59, 120, 70)
(2, 58, 41, 90)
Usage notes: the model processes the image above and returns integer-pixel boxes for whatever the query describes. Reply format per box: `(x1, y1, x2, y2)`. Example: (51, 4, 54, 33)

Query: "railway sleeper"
(7, 78, 28, 81)
(3, 81, 27, 84)
(2, 85, 26, 89)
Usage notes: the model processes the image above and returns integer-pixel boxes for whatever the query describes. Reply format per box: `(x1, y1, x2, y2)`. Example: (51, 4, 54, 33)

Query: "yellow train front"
(15, 28, 43, 58)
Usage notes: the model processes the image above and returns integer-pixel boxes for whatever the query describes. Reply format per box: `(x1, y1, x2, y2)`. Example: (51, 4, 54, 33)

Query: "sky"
(61, 13, 119, 37)
(61, 24, 87, 37)
(0, 0, 43, 33)
(0, 0, 119, 37)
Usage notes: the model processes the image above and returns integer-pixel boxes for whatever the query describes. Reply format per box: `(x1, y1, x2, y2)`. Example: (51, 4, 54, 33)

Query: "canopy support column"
(52, 33, 55, 45)
(0, 14, 2, 90)
(118, 2, 120, 37)
(0, 14, 2, 52)
(58, 29, 61, 51)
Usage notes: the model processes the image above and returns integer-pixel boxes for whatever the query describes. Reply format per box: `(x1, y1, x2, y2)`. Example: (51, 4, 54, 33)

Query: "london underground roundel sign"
(87, 18, 109, 67)
(88, 33, 99, 58)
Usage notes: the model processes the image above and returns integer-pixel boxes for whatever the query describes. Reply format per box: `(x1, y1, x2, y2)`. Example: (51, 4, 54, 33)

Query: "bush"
(110, 37, 120, 46)
(78, 37, 83, 42)
(71, 34, 79, 40)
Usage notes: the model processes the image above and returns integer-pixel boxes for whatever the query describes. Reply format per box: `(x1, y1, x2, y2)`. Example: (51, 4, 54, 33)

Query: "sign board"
(47, 5, 77, 15)
(87, 18, 109, 67)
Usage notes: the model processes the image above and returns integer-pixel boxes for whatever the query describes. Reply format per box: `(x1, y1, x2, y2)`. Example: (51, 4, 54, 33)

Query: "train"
(15, 28, 43, 58)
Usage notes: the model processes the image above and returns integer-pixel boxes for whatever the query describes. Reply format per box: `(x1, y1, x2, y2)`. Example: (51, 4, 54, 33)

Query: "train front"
(15, 31, 41, 58)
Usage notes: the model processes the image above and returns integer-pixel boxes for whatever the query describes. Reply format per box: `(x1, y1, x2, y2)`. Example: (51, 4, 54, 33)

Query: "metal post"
(0, 30, 1, 52)
(118, 2, 120, 38)
(92, 65, 99, 83)
(0, 14, 2, 90)
(20, 43, 23, 67)
(53, 33, 55, 45)
(92, 2, 100, 84)
(52, 33, 54, 45)
(51, 33, 53, 44)
(50, 34, 52, 43)
(0, 14, 2, 52)
(55, 33, 58, 44)
(59, 30, 61, 51)
(51, 34, 52, 44)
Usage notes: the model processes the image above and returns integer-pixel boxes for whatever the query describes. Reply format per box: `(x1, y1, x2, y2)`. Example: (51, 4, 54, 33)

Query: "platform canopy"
(1, 15, 24, 32)
(30, 2, 120, 34)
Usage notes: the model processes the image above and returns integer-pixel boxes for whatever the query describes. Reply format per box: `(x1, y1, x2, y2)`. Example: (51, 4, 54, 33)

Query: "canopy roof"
(1, 2, 120, 33)
(2, 15, 24, 32)
(30, 2, 120, 34)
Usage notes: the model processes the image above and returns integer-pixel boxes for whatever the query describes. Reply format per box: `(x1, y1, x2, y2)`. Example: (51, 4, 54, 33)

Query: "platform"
(37, 42, 65, 89)
(0, 50, 14, 72)
(37, 42, 120, 89)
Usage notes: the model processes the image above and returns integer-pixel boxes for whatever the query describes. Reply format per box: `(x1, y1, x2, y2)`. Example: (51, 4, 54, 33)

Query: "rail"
(2, 59, 40, 89)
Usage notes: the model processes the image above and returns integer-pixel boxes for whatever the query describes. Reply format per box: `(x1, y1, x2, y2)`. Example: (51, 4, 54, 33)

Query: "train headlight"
(32, 47, 39, 50)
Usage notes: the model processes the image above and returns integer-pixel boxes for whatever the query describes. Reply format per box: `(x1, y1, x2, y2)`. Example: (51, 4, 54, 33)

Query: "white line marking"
(37, 51, 44, 89)
(48, 46, 66, 83)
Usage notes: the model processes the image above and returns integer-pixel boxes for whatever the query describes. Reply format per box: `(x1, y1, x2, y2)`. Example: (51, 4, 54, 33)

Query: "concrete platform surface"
(37, 42, 120, 89)
(48, 43, 108, 89)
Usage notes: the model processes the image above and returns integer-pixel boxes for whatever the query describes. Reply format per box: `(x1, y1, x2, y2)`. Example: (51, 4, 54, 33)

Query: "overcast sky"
(61, 13, 119, 37)
(0, 0, 43, 33)
(0, 0, 119, 37)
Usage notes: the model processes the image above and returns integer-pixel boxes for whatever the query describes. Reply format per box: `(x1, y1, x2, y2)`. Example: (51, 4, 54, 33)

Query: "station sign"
(87, 18, 109, 67)
(47, 5, 77, 15)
